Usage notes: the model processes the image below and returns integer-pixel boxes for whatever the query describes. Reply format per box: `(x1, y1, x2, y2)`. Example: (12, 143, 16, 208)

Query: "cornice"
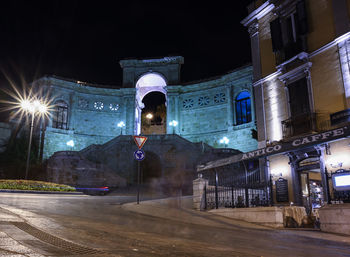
(241, 1, 275, 27)
(119, 56, 184, 68)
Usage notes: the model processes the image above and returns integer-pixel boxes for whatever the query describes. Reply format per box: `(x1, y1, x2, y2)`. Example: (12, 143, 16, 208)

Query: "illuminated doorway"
(141, 92, 166, 135)
(135, 73, 167, 135)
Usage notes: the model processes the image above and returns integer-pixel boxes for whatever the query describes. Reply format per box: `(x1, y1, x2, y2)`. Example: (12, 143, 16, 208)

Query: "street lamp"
(146, 113, 153, 120)
(219, 136, 230, 148)
(117, 121, 125, 135)
(20, 98, 47, 180)
(169, 120, 178, 134)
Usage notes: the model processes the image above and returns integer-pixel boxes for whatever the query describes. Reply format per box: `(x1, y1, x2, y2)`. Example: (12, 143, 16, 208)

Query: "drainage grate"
(11, 221, 105, 255)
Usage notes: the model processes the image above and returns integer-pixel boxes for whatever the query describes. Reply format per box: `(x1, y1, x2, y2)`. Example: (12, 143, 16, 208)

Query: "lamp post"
(20, 99, 47, 180)
(117, 121, 125, 135)
(169, 120, 178, 134)
(219, 136, 230, 148)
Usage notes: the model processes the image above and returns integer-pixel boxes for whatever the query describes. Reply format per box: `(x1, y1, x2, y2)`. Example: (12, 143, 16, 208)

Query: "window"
(94, 101, 104, 110)
(270, 0, 308, 62)
(53, 100, 68, 129)
(235, 91, 251, 125)
(287, 77, 310, 117)
(182, 99, 194, 109)
(214, 93, 226, 103)
(282, 77, 314, 138)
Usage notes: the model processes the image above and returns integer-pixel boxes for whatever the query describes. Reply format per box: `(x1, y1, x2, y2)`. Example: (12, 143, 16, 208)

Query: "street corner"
(0, 205, 24, 223)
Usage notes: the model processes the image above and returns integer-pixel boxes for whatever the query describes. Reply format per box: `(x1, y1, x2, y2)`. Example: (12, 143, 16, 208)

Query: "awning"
(197, 125, 350, 172)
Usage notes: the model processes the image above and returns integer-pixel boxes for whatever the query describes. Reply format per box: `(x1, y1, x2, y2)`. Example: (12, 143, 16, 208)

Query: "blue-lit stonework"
(32, 57, 256, 160)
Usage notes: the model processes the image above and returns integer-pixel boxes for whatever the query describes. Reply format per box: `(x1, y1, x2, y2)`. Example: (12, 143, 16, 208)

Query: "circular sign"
(134, 149, 145, 161)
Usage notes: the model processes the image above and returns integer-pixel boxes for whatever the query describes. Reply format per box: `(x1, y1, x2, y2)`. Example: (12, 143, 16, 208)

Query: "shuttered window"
(270, 17, 283, 52)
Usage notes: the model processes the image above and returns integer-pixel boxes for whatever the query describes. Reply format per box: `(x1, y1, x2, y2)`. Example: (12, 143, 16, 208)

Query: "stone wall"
(0, 122, 13, 153)
(46, 151, 126, 188)
(48, 134, 242, 194)
(319, 204, 350, 235)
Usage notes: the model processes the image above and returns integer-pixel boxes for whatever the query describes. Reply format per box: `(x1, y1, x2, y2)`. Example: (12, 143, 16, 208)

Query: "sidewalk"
(1, 195, 350, 256)
(0, 205, 47, 256)
(122, 196, 350, 244)
(121, 196, 272, 230)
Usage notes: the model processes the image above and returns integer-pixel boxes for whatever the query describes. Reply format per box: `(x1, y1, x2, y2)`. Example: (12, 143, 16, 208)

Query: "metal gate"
(201, 160, 272, 209)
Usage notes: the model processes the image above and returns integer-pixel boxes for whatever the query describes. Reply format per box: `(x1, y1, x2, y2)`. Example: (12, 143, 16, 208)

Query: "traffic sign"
(134, 149, 145, 161)
(133, 135, 147, 149)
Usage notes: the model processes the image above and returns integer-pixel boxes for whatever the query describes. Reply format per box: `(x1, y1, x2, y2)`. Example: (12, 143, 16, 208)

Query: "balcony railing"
(282, 112, 317, 139)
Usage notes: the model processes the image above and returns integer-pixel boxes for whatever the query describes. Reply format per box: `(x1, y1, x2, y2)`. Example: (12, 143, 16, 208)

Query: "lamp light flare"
(20, 100, 31, 111)
(66, 140, 75, 147)
(38, 104, 47, 113)
(169, 120, 178, 127)
(146, 113, 153, 119)
(117, 121, 125, 128)
(219, 136, 229, 145)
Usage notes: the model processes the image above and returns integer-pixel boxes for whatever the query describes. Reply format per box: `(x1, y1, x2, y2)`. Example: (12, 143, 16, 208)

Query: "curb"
(0, 189, 84, 195)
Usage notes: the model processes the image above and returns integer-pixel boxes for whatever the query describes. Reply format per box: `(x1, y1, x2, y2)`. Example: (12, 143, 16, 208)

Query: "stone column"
(226, 85, 234, 128)
(248, 21, 261, 81)
(255, 83, 266, 148)
(248, 20, 266, 147)
(166, 95, 174, 134)
(124, 96, 134, 135)
(174, 93, 180, 134)
(316, 145, 330, 204)
(193, 177, 208, 210)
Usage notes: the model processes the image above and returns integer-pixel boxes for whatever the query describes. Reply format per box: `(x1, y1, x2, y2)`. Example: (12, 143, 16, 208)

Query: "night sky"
(0, 1, 252, 86)
(0, 1, 253, 119)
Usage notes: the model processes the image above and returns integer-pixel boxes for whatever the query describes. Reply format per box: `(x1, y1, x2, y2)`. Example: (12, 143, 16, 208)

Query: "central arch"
(135, 73, 167, 135)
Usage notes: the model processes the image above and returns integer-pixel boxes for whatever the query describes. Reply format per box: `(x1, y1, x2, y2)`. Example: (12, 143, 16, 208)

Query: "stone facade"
(241, 0, 350, 212)
(31, 57, 256, 160)
(48, 134, 241, 191)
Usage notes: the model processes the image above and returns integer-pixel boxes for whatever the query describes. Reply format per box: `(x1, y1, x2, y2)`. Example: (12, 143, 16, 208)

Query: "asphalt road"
(0, 192, 350, 257)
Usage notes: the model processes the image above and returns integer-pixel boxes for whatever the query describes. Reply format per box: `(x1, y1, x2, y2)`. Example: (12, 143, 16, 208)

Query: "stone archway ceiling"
(136, 73, 167, 101)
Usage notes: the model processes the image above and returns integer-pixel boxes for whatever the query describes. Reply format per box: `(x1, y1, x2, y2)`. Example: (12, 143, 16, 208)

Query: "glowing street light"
(146, 113, 153, 120)
(117, 121, 125, 135)
(20, 98, 48, 180)
(169, 120, 178, 134)
(66, 140, 75, 147)
(219, 136, 230, 148)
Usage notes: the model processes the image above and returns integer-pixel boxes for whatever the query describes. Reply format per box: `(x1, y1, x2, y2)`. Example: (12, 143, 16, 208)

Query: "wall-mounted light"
(169, 120, 178, 134)
(219, 136, 230, 148)
(169, 120, 178, 127)
(117, 121, 126, 135)
(66, 140, 75, 147)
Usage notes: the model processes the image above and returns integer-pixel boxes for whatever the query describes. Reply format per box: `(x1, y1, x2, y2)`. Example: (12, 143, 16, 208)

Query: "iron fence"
(201, 161, 272, 209)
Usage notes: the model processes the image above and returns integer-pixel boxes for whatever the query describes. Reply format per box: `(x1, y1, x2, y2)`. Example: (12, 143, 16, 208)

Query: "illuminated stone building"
(241, 0, 350, 213)
(32, 57, 256, 160)
(29, 57, 256, 187)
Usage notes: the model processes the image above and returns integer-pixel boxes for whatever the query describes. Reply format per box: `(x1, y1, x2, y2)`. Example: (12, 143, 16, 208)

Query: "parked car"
(75, 186, 110, 196)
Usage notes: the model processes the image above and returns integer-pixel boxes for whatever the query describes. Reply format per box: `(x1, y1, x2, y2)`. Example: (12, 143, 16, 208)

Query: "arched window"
(235, 91, 251, 125)
(53, 100, 68, 129)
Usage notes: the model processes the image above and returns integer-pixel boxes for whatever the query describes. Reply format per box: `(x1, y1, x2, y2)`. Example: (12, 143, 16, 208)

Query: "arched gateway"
(119, 56, 183, 135)
(134, 73, 167, 135)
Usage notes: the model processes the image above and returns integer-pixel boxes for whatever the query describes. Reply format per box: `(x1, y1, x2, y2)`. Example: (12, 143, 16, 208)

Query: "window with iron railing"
(282, 112, 316, 138)
(52, 100, 68, 129)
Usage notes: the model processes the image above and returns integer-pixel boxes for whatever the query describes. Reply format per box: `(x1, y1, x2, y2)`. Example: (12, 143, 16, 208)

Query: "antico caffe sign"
(241, 126, 349, 160)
